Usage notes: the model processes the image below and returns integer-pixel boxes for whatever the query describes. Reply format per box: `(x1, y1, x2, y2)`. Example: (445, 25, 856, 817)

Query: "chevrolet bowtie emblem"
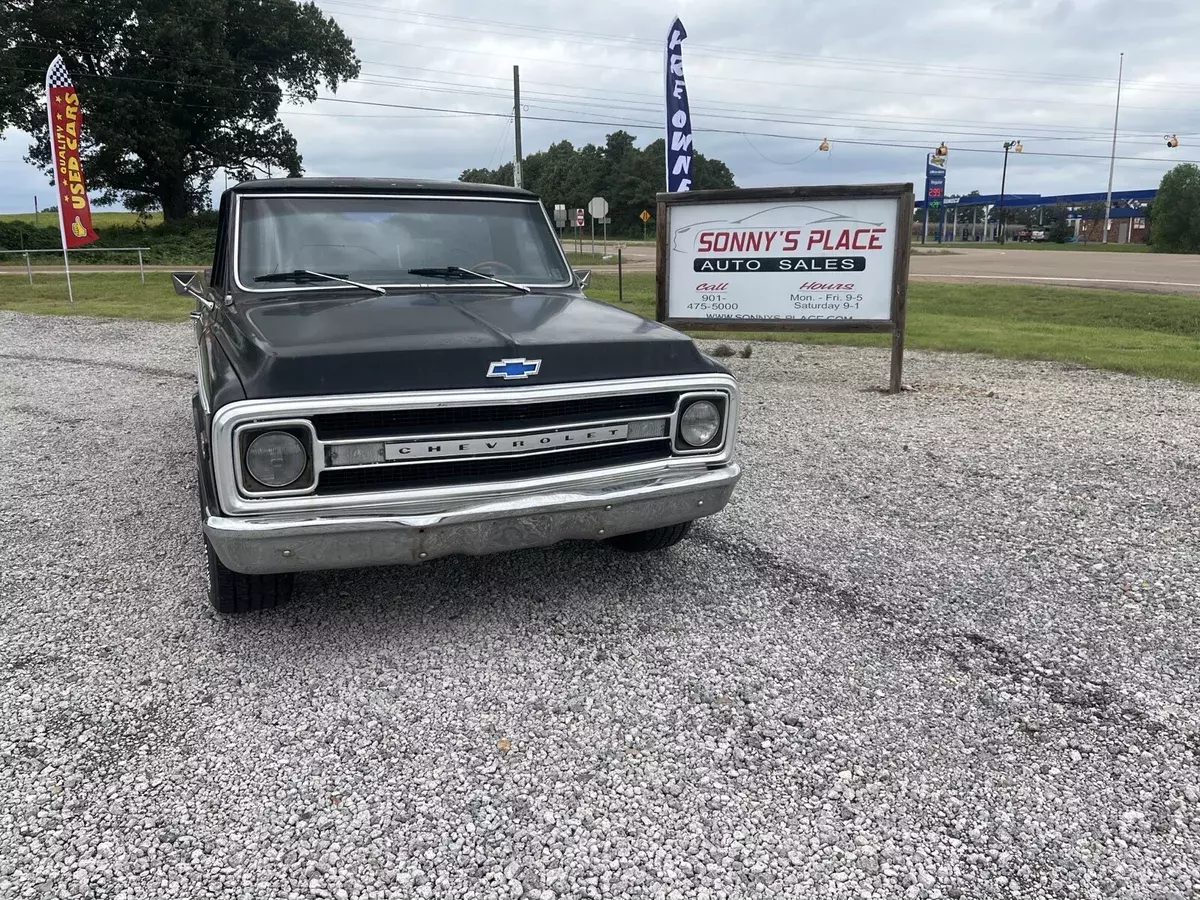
(487, 358, 541, 379)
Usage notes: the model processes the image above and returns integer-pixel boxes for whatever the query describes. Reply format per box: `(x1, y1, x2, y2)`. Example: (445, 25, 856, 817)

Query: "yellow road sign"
(639, 209, 652, 223)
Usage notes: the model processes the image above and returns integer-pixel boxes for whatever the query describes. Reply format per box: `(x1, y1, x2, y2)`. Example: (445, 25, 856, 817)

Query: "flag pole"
(46, 55, 74, 303)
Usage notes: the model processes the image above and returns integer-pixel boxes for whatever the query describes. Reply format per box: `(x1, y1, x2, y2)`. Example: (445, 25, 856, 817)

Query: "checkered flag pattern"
(46, 55, 72, 89)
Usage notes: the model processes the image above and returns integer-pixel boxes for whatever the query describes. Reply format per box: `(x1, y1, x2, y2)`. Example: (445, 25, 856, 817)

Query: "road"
(908, 247, 1200, 294)
(585, 245, 1200, 294)
(2, 311, 1199, 898)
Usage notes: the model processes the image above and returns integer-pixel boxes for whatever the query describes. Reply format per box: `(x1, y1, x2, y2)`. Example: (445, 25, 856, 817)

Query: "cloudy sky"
(2, 0, 1199, 214)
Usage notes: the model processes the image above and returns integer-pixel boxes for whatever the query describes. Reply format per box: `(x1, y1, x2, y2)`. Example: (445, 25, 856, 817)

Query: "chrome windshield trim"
(209, 374, 739, 516)
(231, 193, 575, 295)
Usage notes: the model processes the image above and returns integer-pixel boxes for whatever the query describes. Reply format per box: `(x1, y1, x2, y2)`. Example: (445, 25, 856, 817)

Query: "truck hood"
(216, 289, 718, 399)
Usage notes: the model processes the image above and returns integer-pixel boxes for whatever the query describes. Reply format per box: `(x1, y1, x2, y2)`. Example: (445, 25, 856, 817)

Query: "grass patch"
(0, 273, 192, 322)
(586, 272, 1200, 383)
(0, 210, 164, 227)
(0, 213, 215, 265)
(6, 270, 1200, 384)
(564, 251, 621, 265)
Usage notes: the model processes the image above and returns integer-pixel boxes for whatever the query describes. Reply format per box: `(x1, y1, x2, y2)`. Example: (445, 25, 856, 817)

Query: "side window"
(210, 195, 231, 289)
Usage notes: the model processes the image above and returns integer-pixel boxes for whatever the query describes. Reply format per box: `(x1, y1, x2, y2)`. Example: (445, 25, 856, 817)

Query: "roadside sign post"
(618, 246, 623, 305)
(640, 208, 652, 240)
(574, 208, 585, 253)
(655, 183, 915, 394)
(588, 197, 609, 257)
(924, 154, 946, 245)
(554, 203, 567, 240)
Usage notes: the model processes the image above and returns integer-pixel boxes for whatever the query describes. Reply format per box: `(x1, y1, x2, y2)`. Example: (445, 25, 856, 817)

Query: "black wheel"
(205, 537, 294, 614)
(605, 521, 693, 553)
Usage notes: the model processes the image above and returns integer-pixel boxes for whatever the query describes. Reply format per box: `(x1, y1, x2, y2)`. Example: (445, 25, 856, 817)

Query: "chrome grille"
(318, 440, 671, 494)
(311, 392, 681, 440)
(209, 375, 739, 517)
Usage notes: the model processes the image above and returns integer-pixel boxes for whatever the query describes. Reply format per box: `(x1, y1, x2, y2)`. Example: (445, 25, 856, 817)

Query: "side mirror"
(171, 270, 207, 298)
(574, 268, 591, 290)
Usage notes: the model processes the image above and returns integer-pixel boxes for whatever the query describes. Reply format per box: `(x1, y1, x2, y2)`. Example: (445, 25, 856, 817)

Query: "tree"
(461, 131, 737, 236)
(0, 0, 360, 219)
(1044, 204, 1074, 243)
(1150, 164, 1200, 253)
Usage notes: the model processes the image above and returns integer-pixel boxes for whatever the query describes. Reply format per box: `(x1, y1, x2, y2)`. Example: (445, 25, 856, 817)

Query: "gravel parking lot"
(2, 310, 1199, 900)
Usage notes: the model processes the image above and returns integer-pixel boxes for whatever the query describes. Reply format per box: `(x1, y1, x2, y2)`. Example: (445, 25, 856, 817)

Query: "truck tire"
(605, 521, 693, 553)
(205, 537, 294, 614)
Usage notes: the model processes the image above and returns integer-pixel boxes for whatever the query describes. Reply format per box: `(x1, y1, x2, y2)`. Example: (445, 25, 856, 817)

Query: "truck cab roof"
(227, 177, 537, 200)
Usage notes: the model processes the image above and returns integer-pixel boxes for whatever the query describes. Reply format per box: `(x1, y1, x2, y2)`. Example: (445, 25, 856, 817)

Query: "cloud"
(2, 0, 1198, 215)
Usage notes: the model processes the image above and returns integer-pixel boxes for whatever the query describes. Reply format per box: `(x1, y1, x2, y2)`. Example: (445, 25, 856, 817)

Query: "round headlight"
(679, 400, 721, 447)
(245, 431, 307, 487)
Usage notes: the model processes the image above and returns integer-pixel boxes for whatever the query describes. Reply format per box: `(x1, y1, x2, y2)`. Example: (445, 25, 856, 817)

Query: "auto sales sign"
(657, 184, 912, 329)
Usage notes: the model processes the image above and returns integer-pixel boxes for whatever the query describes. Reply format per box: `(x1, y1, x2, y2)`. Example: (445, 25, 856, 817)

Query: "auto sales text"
(694, 257, 865, 273)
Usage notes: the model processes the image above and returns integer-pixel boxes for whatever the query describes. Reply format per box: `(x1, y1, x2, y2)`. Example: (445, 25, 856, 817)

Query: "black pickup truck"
(173, 177, 742, 613)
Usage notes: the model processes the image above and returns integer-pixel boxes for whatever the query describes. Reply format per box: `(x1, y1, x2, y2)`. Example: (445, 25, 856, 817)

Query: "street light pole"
(1103, 52, 1124, 244)
(998, 140, 1021, 244)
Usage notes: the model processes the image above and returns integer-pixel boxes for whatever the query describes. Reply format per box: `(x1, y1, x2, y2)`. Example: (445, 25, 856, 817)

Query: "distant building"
(915, 189, 1155, 244)
(1073, 206, 1147, 244)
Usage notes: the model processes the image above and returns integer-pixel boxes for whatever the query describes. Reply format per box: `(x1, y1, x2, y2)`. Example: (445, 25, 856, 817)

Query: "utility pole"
(1103, 52, 1124, 244)
(512, 65, 523, 189)
(998, 139, 1022, 244)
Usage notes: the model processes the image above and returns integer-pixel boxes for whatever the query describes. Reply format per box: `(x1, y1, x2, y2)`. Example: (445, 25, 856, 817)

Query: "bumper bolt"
(598, 529, 606, 535)
(418, 552, 428, 560)
(282, 549, 293, 558)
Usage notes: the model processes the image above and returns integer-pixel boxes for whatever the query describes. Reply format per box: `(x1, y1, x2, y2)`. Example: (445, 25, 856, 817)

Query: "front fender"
(192, 391, 220, 519)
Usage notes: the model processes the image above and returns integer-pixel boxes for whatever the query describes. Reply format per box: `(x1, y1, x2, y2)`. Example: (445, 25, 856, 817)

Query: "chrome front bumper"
(204, 464, 741, 574)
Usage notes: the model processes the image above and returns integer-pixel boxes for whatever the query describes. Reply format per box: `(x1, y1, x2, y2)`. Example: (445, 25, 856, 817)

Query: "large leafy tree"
(462, 130, 737, 236)
(1150, 163, 1200, 253)
(0, 0, 360, 219)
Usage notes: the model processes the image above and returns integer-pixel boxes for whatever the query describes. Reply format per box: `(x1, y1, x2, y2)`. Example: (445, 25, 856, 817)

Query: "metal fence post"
(24, 252, 32, 285)
(618, 247, 623, 306)
(137, 249, 145, 283)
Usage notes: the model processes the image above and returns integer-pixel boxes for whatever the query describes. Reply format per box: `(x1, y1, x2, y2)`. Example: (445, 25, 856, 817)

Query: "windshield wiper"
(407, 265, 531, 294)
(253, 269, 387, 295)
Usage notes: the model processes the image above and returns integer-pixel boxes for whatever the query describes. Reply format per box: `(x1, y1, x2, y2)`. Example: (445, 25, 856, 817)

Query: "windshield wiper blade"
(253, 269, 386, 295)
(407, 265, 531, 294)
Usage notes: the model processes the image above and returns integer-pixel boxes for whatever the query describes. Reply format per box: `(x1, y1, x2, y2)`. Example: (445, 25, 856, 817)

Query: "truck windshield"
(236, 195, 572, 290)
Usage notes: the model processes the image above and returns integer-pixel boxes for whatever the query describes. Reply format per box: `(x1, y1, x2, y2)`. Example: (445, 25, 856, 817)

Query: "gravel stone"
(2, 312, 1199, 899)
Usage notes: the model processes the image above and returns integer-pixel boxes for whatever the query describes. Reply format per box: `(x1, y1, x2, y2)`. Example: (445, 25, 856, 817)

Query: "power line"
(2, 62, 1194, 165)
(3, 60, 1175, 150)
(11, 36, 1194, 128)
(354, 69, 1176, 139)
(316, 0, 1200, 94)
